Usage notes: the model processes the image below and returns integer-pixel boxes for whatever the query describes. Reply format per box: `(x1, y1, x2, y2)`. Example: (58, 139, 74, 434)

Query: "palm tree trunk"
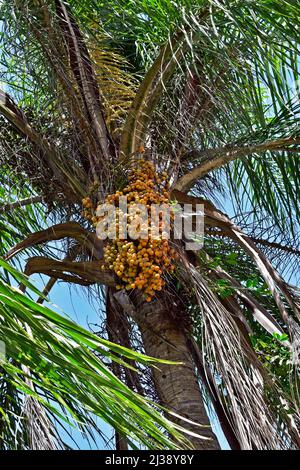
(127, 291, 220, 450)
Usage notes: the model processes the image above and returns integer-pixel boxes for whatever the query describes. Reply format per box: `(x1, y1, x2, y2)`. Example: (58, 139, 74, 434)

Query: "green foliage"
(212, 279, 235, 299)
(0, 0, 300, 450)
(0, 174, 46, 260)
(0, 258, 188, 449)
(251, 332, 291, 393)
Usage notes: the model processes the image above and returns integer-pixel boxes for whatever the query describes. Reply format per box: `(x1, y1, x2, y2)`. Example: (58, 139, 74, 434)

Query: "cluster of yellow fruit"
(81, 196, 96, 222)
(101, 159, 177, 301)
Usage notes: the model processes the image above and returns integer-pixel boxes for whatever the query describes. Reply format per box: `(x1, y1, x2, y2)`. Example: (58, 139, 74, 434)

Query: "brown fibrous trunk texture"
(129, 291, 220, 450)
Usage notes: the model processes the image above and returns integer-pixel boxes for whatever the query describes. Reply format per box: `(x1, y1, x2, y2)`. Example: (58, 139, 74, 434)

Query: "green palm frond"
(87, 0, 300, 232)
(1, 0, 300, 450)
(0, 258, 192, 450)
(0, 169, 46, 261)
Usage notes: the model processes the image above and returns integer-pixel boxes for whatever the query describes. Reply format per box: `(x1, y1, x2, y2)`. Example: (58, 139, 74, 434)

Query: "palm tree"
(1, 0, 300, 450)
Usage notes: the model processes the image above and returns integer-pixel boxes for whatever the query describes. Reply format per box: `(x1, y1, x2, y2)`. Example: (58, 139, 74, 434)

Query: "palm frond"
(180, 257, 300, 449)
(0, 258, 191, 449)
(88, 33, 138, 140)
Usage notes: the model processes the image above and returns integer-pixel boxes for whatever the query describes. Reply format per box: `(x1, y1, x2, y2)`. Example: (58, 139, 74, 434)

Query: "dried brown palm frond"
(179, 257, 300, 449)
(0, 93, 87, 205)
(22, 391, 62, 450)
(4, 222, 103, 261)
(173, 189, 300, 324)
(7, 0, 114, 190)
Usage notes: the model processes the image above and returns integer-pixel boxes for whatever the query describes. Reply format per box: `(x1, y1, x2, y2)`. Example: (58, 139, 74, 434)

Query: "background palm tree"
(0, 0, 300, 450)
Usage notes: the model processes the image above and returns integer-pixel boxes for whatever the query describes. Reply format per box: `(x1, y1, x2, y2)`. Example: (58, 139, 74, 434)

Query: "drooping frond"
(179, 256, 300, 449)
(1, 0, 300, 450)
(0, 258, 192, 450)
